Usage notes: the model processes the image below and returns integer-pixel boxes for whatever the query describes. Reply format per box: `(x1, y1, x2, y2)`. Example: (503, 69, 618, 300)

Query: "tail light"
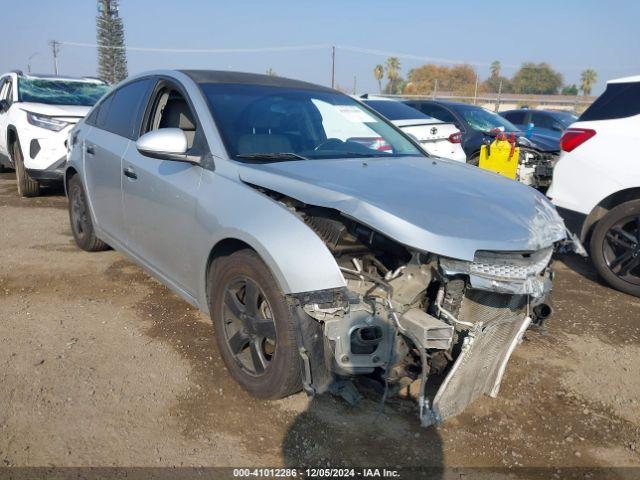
(448, 132, 462, 144)
(560, 128, 596, 152)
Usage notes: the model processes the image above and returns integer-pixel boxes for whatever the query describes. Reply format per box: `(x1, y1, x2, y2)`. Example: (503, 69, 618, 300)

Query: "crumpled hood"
(19, 102, 90, 118)
(237, 156, 566, 261)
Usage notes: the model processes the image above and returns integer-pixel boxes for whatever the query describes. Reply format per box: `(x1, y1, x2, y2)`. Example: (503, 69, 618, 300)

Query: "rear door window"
(364, 100, 432, 121)
(504, 111, 526, 125)
(531, 112, 557, 129)
(414, 103, 458, 124)
(579, 82, 640, 121)
(101, 79, 154, 139)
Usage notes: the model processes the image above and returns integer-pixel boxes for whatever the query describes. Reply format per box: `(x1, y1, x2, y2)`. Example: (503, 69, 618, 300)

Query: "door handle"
(123, 167, 138, 180)
(85, 144, 95, 156)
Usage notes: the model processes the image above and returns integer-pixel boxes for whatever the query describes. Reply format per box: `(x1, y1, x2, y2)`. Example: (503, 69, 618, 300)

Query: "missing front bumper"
(422, 290, 531, 426)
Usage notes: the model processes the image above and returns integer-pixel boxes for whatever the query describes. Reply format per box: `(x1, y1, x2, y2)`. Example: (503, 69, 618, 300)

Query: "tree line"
(374, 58, 598, 97)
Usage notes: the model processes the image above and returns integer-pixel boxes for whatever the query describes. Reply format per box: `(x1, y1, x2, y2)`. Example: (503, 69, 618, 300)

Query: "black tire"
(67, 175, 109, 252)
(467, 152, 480, 166)
(590, 200, 640, 298)
(13, 140, 40, 197)
(209, 249, 302, 399)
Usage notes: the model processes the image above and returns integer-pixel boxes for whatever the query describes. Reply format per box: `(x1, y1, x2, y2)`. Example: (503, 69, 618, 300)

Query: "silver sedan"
(65, 69, 569, 425)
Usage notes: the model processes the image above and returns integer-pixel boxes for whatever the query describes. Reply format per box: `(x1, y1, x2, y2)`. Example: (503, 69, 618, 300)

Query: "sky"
(2, 0, 639, 95)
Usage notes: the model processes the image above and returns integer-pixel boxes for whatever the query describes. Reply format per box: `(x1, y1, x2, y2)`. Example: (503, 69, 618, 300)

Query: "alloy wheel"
(221, 277, 277, 376)
(71, 187, 89, 239)
(603, 214, 640, 286)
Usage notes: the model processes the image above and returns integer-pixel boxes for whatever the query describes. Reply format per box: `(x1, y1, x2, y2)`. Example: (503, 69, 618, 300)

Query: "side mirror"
(136, 128, 199, 163)
(0, 100, 9, 113)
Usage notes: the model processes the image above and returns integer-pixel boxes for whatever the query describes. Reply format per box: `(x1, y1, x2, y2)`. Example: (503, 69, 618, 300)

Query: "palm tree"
(373, 64, 384, 93)
(580, 69, 597, 96)
(490, 60, 501, 78)
(385, 57, 401, 94)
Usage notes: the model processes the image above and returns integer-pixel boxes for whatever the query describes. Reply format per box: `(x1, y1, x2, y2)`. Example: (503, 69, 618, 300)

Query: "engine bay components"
(289, 203, 559, 425)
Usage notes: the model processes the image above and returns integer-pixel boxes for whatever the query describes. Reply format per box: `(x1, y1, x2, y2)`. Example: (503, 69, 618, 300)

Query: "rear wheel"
(209, 249, 302, 399)
(13, 140, 40, 197)
(68, 175, 109, 252)
(590, 200, 640, 297)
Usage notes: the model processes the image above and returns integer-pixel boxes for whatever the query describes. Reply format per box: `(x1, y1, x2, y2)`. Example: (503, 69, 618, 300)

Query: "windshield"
(550, 111, 578, 128)
(454, 104, 519, 133)
(18, 78, 109, 106)
(200, 83, 424, 161)
(362, 100, 433, 121)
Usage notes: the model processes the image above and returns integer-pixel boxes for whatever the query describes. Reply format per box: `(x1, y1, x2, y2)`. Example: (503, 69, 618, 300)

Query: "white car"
(358, 95, 466, 162)
(0, 71, 109, 196)
(548, 75, 640, 297)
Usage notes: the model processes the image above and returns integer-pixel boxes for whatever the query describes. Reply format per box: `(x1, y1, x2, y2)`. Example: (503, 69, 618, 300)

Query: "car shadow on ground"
(280, 388, 444, 478)
(555, 252, 609, 287)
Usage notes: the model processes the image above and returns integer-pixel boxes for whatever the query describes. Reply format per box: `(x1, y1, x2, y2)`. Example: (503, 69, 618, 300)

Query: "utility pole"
(496, 78, 503, 112)
(331, 46, 336, 89)
(353, 75, 357, 94)
(432, 79, 438, 99)
(473, 73, 479, 105)
(27, 52, 39, 74)
(50, 40, 60, 75)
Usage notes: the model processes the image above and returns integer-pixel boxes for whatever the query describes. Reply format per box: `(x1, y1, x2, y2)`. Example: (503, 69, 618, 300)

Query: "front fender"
(194, 171, 346, 310)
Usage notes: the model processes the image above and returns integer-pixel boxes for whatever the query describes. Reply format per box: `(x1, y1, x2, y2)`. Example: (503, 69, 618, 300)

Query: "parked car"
(501, 109, 578, 143)
(66, 69, 570, 425)
(358, 95, 466, 162)
(404, 100, 559, 189)
(548, 75, 640, 297)
(0, 71, 109, 196)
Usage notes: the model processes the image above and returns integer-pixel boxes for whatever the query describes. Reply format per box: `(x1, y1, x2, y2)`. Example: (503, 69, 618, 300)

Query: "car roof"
(18, 72, 107, 84)
(180, 69, 333, 92)
(359, 94, 396, 101)
(608, 75, 640, 84)
(405, 99, 470, 108)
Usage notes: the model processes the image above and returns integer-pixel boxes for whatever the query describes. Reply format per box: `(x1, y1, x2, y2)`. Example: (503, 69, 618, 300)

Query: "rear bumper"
(555, 206, 587, 240)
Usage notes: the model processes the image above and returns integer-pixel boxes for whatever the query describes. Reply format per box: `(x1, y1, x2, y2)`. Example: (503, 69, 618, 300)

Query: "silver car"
(65, 70, 568, 425)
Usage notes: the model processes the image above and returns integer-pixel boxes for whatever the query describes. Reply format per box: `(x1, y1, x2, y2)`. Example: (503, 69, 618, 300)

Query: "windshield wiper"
(236, 152, 309, 161)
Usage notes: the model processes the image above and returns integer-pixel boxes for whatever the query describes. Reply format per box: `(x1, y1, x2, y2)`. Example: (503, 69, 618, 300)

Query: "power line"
(58, 41, 330, 54)
(56, 40, 620, 71)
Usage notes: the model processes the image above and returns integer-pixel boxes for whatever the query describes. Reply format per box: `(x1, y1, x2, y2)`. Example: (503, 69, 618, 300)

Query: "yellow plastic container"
(478, 138, 519, 180)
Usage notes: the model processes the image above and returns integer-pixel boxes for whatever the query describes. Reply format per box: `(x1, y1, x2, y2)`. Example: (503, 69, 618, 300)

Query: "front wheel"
(13, 140, 40, 197)
(209, 249, 302, 399)
(590, 200, 640, 297)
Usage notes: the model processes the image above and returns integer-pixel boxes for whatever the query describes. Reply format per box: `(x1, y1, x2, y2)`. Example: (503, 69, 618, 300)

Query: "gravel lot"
(1, 171, 639, 478)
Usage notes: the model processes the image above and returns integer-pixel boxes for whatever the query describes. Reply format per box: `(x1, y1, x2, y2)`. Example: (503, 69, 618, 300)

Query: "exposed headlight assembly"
(440, 247, 554, 297)
(25, 111, 69, 132)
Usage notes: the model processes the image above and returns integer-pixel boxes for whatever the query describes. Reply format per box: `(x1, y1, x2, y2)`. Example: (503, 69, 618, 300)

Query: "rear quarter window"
(579, 82, 640, 121)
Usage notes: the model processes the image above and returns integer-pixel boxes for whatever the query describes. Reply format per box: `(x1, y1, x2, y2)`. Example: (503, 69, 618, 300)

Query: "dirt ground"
(1, 171, 639, 479)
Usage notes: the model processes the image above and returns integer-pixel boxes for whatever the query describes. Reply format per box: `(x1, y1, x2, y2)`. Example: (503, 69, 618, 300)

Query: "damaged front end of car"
(277, 199, 562, 427)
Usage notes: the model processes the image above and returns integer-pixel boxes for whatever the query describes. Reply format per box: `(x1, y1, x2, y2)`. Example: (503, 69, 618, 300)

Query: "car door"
(83, 78, 154, 244)
(0, 77, 12, 159)
(121, 80, 205, 295)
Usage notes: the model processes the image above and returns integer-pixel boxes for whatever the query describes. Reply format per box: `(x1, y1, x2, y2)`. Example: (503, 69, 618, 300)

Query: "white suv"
(0, 71, 108, 196)
(548, 75, 640, 297)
